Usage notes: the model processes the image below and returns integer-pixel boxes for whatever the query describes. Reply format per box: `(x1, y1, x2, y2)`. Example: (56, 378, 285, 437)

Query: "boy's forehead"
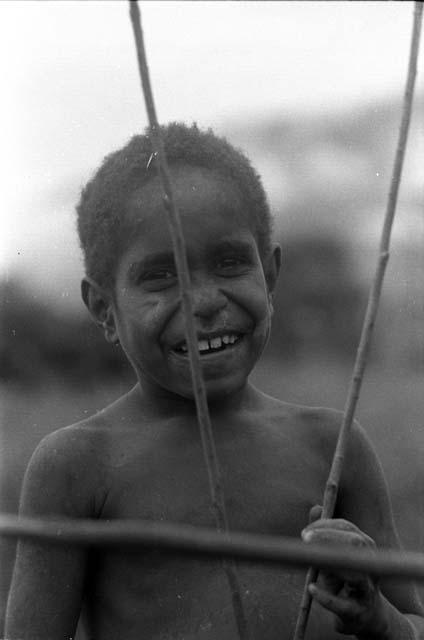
(126, 164, 248, 228)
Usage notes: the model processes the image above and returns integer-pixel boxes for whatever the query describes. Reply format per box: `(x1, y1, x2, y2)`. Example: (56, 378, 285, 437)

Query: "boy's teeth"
(198, 339, 210, 352)
(176, 334, 240, 354)
(210, 337, 222, 349)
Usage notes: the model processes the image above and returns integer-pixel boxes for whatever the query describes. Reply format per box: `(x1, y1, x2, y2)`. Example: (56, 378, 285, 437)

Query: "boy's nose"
(191, 285, 227, 319)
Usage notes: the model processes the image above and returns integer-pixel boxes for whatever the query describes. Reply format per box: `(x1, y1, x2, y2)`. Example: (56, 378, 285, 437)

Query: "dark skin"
(6, 165, 424, 639)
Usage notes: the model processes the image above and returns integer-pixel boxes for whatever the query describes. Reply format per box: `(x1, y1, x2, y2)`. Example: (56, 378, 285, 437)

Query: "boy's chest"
(90, 424, 341, 640)
(100, 426, 329, 537)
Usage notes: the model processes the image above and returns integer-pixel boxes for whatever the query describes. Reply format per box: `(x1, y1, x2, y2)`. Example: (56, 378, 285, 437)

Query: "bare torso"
(79, 386, 344, 639)
(8, 383, 411, 640)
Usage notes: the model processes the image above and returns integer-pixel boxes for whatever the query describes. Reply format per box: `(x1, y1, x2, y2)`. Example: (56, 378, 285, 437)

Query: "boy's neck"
(131, 379, 260, 420)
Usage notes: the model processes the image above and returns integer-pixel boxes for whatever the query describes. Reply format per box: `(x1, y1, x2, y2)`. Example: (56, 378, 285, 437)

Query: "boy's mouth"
(172, 333, 242, 356)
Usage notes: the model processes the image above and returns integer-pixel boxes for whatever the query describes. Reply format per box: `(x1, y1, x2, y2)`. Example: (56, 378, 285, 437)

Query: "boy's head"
(77, 122, 273, 290)
(78, 123, 281, 400)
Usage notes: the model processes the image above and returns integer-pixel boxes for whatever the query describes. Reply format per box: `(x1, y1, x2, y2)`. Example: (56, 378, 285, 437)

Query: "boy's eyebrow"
(210, 238, 256, 257)
(128, 252, 176, 277)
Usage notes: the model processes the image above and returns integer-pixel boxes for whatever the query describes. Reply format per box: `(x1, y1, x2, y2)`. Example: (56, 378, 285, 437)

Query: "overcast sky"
(0, 1, 421, 306)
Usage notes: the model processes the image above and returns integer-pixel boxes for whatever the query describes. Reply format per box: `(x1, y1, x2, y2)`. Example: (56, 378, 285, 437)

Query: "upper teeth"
(177, 334, 239, 354)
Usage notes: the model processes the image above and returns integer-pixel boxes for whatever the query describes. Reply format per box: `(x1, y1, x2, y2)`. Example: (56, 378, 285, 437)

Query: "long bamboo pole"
(128, 3, 250, 639)
(4, 513, 424, 583)
(293, 4, 423, 639)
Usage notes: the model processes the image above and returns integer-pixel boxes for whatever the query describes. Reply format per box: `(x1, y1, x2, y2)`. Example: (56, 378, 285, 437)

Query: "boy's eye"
(139, 267, 177, 290)
(215, 256, 250, 276)
(147, 268, 175, 280)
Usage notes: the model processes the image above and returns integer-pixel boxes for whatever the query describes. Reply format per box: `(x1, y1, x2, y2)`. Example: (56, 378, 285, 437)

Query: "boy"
(5, 123, 424, 639)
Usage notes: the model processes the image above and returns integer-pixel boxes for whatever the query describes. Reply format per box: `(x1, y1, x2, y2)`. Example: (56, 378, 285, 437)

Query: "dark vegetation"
(0, 281, 134, 388)
(267, 236, 363, 360)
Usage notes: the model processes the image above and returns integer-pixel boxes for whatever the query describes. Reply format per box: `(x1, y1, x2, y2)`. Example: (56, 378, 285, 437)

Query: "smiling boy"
(5, 123, 424, 639)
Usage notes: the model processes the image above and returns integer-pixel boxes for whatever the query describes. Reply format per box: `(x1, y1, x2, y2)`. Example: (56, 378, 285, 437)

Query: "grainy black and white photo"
(1, 2, 423, 639)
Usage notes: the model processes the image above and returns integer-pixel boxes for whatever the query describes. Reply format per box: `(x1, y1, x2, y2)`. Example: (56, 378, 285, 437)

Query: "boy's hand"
(302, 516, 390, 638)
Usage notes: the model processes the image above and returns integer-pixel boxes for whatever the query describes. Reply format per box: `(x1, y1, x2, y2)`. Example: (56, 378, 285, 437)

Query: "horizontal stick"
(2, 513, 424, 582)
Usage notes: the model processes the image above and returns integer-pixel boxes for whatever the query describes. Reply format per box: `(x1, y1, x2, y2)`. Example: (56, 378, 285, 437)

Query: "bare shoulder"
(7, 416, 113, 639)
(20, 393, 131, 519)
(255, 389, 345, 454)
(260, 391, 383, 486)
(258, 391, 398, 540)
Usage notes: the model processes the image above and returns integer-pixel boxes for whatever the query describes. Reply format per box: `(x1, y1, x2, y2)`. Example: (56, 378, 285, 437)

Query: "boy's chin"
(173, 372, 249, 403)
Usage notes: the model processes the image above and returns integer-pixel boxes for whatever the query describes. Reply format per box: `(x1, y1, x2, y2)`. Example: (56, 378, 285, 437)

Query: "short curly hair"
(77, 122, 273, 289)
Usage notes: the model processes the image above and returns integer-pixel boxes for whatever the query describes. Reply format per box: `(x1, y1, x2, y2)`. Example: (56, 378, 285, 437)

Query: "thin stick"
(293, 4, 423, 639)
(128, 3, 250, 638)
(5, 513, 424, 582)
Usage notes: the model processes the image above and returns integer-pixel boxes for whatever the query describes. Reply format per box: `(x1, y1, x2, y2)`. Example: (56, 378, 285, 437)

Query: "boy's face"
(109, 165, 279, 401)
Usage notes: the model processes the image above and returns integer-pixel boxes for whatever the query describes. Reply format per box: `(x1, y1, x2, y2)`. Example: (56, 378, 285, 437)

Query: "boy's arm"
(303, 420, 424, 639)
(5, 428, 95, 640)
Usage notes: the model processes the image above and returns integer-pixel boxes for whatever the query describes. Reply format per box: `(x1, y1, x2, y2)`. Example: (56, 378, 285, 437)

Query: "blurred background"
(1, 0, 423, 631)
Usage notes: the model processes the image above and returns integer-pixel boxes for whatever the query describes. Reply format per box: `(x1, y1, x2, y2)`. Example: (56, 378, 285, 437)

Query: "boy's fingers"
(308, 504, 323, 524)
(303, 518, 360, 533)
(302, 528, 375, 550)
(320, 570, 372, 596)
(302, 522, 376, 550)
(308, 582, 362, 618)
(318, 571, 344, 595)
(308, 581, 378, 636)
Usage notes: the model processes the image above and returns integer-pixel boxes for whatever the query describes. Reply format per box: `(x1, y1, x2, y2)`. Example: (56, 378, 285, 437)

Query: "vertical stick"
(128, 3, 250, 639)
(293, 3, 423, 639)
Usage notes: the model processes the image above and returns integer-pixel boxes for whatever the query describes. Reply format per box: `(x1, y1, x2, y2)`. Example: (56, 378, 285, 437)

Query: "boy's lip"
(168, 329, 247, 357)
(170, 333, 246, 361)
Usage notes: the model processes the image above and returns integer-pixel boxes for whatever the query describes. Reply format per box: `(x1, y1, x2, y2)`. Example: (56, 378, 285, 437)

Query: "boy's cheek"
(118, 295, 173, 329)
(228, 278, 272, 319)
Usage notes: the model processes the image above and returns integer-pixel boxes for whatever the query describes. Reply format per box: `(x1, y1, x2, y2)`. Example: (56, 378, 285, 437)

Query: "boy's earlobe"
(265, 243, 282, 294)
(81, 277, 119, 344)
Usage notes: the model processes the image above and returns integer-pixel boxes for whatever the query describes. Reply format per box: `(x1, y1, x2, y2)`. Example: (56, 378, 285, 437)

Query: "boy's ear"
(81, 277, 119, 344)
(264, 243, 282, 295)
